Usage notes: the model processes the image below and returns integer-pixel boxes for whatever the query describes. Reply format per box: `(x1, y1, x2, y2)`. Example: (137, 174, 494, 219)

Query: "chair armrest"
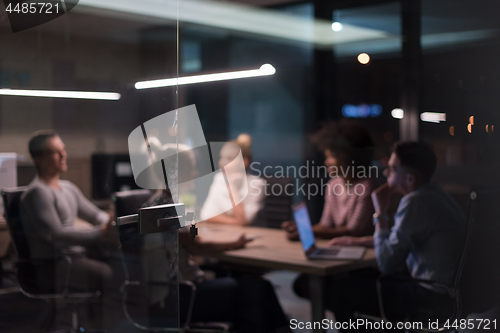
(146, 280, 197, 329)
(120, 280, 140, 293)
(120, 279, 197, 332)
(377, 274, 455, 296)
(375, 274, 458, 331)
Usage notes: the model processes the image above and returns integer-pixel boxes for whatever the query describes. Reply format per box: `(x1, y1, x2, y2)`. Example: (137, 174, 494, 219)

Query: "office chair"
(254, 177, 293, 228)
(116, 217, 231, 333)
(459, 189, 500, 321)
(113, 189, 231, 332)
(356, 190, 482, 333)
(2, 187, 102, 333)
(113, 189, 152, 217)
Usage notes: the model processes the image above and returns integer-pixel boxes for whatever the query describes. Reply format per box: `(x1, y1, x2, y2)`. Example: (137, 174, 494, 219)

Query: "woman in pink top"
(287, 120, 378, 313)
(283, 120, 375, 241)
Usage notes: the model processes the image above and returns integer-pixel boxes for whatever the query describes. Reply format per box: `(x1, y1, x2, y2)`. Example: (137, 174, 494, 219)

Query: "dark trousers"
(294, 268, 454, 332)
(33, 253, 114, 330)
(36, 253, 113, 294)
(181, 275, 289, 333)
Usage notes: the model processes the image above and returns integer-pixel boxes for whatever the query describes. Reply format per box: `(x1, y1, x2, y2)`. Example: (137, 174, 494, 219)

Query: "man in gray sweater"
(20, 130, 115, 292)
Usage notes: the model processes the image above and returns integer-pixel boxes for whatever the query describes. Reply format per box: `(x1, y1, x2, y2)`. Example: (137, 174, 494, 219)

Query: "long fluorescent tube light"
(0, 88, 121, 100)
(135, 64, 276, 90)
(420, 112, 446, 123)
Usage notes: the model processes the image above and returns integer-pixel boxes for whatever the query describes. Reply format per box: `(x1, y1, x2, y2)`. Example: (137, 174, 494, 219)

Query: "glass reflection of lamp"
(125, 105, 249, 242)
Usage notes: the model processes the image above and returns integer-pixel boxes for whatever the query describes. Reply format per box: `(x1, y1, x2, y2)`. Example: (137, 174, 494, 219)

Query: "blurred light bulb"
(391, 108, 404, 119)
(357, 53, 370, 65)
(331, 22, 343, 31)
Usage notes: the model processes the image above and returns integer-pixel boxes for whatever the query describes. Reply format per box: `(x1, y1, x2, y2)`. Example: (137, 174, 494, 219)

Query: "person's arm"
(205, 174, 258, 226)
(69, 182, 110, 226)
(240, 176, 265, 224)
(281, 220, 299, 240)
(200, 172, 237, 223)
(178, 230, 252, 255)
(373, 227, 411, 275)
(328, 235, 374, 247)
(206, 203, 246, 225)
(372, 188, 423, 275)
(22, 188, 103, 248)
(281, 218, 349, 240)
(206, 182, 246, 225)
(312, 223, 352, 239)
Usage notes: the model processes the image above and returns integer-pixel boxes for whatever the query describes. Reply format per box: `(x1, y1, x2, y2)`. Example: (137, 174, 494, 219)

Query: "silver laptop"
(292, 202, 366, 260)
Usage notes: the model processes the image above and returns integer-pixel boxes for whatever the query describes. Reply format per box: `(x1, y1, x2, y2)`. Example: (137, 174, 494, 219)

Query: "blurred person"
(200, 133, 265, 225)
(143, 140, 289, 333)
(20, 130, 115, 293)
(284, 120, 377, 309)
(325, 141, 466, 331)
(282, 120, 375, 241)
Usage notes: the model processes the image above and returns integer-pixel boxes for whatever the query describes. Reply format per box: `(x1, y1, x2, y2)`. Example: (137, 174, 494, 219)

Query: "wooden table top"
(198, 223, 377, 276)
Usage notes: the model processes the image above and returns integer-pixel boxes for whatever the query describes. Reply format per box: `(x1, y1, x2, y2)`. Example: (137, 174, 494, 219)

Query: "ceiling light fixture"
(0, 88, 121, 100)
(135, 64, 276, 89)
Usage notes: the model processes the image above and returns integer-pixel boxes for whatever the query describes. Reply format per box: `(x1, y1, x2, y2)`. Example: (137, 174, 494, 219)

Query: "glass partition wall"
(175, 0, 403, 225)
(0, 0, 180, 331)
(1, 0, 500, 332)
(420, 0, 500, 192)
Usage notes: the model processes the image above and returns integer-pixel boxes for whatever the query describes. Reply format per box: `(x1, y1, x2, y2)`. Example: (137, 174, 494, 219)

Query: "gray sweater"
(20, 178, 109, 259)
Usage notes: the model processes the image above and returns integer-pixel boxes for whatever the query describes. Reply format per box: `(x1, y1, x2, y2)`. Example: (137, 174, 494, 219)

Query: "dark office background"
(0, 0, 498, 220)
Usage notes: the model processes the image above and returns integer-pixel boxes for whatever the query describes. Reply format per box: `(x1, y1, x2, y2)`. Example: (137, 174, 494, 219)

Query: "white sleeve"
(243, 176, 266, 224)
(200, 172, 227, 221)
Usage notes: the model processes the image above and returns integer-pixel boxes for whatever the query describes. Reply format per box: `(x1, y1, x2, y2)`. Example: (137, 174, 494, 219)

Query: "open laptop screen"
(292, 202, 315, 252)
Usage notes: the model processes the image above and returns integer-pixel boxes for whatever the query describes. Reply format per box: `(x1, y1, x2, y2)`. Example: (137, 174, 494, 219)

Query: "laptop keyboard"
(314, 247, 340, 256)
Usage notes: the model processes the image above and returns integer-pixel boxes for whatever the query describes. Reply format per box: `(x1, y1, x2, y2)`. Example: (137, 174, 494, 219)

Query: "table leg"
(309, 274, 326, 333)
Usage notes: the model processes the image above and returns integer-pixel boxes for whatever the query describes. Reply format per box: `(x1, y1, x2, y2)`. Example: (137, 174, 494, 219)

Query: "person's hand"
(328, 236, 360, 247)
(101, 220, 118, 244)
(229, 233, 253, 250)
(371, 183, 392, 216)
(107, 212, 115, 223)
(281, 221, 299, 241)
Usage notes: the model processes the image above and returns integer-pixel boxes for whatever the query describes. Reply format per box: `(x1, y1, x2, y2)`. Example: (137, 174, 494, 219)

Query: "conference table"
(197, 223, 377, 333)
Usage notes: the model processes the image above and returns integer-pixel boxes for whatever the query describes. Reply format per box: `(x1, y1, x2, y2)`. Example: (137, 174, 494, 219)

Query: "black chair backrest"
(1, 187, 30, 260)
(116, 218, 180, 328)
(254, 177, 293, 228)
(460, 189, 500, 317)
(113, 189, 152, 218)
(1, 187, 49, 293)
